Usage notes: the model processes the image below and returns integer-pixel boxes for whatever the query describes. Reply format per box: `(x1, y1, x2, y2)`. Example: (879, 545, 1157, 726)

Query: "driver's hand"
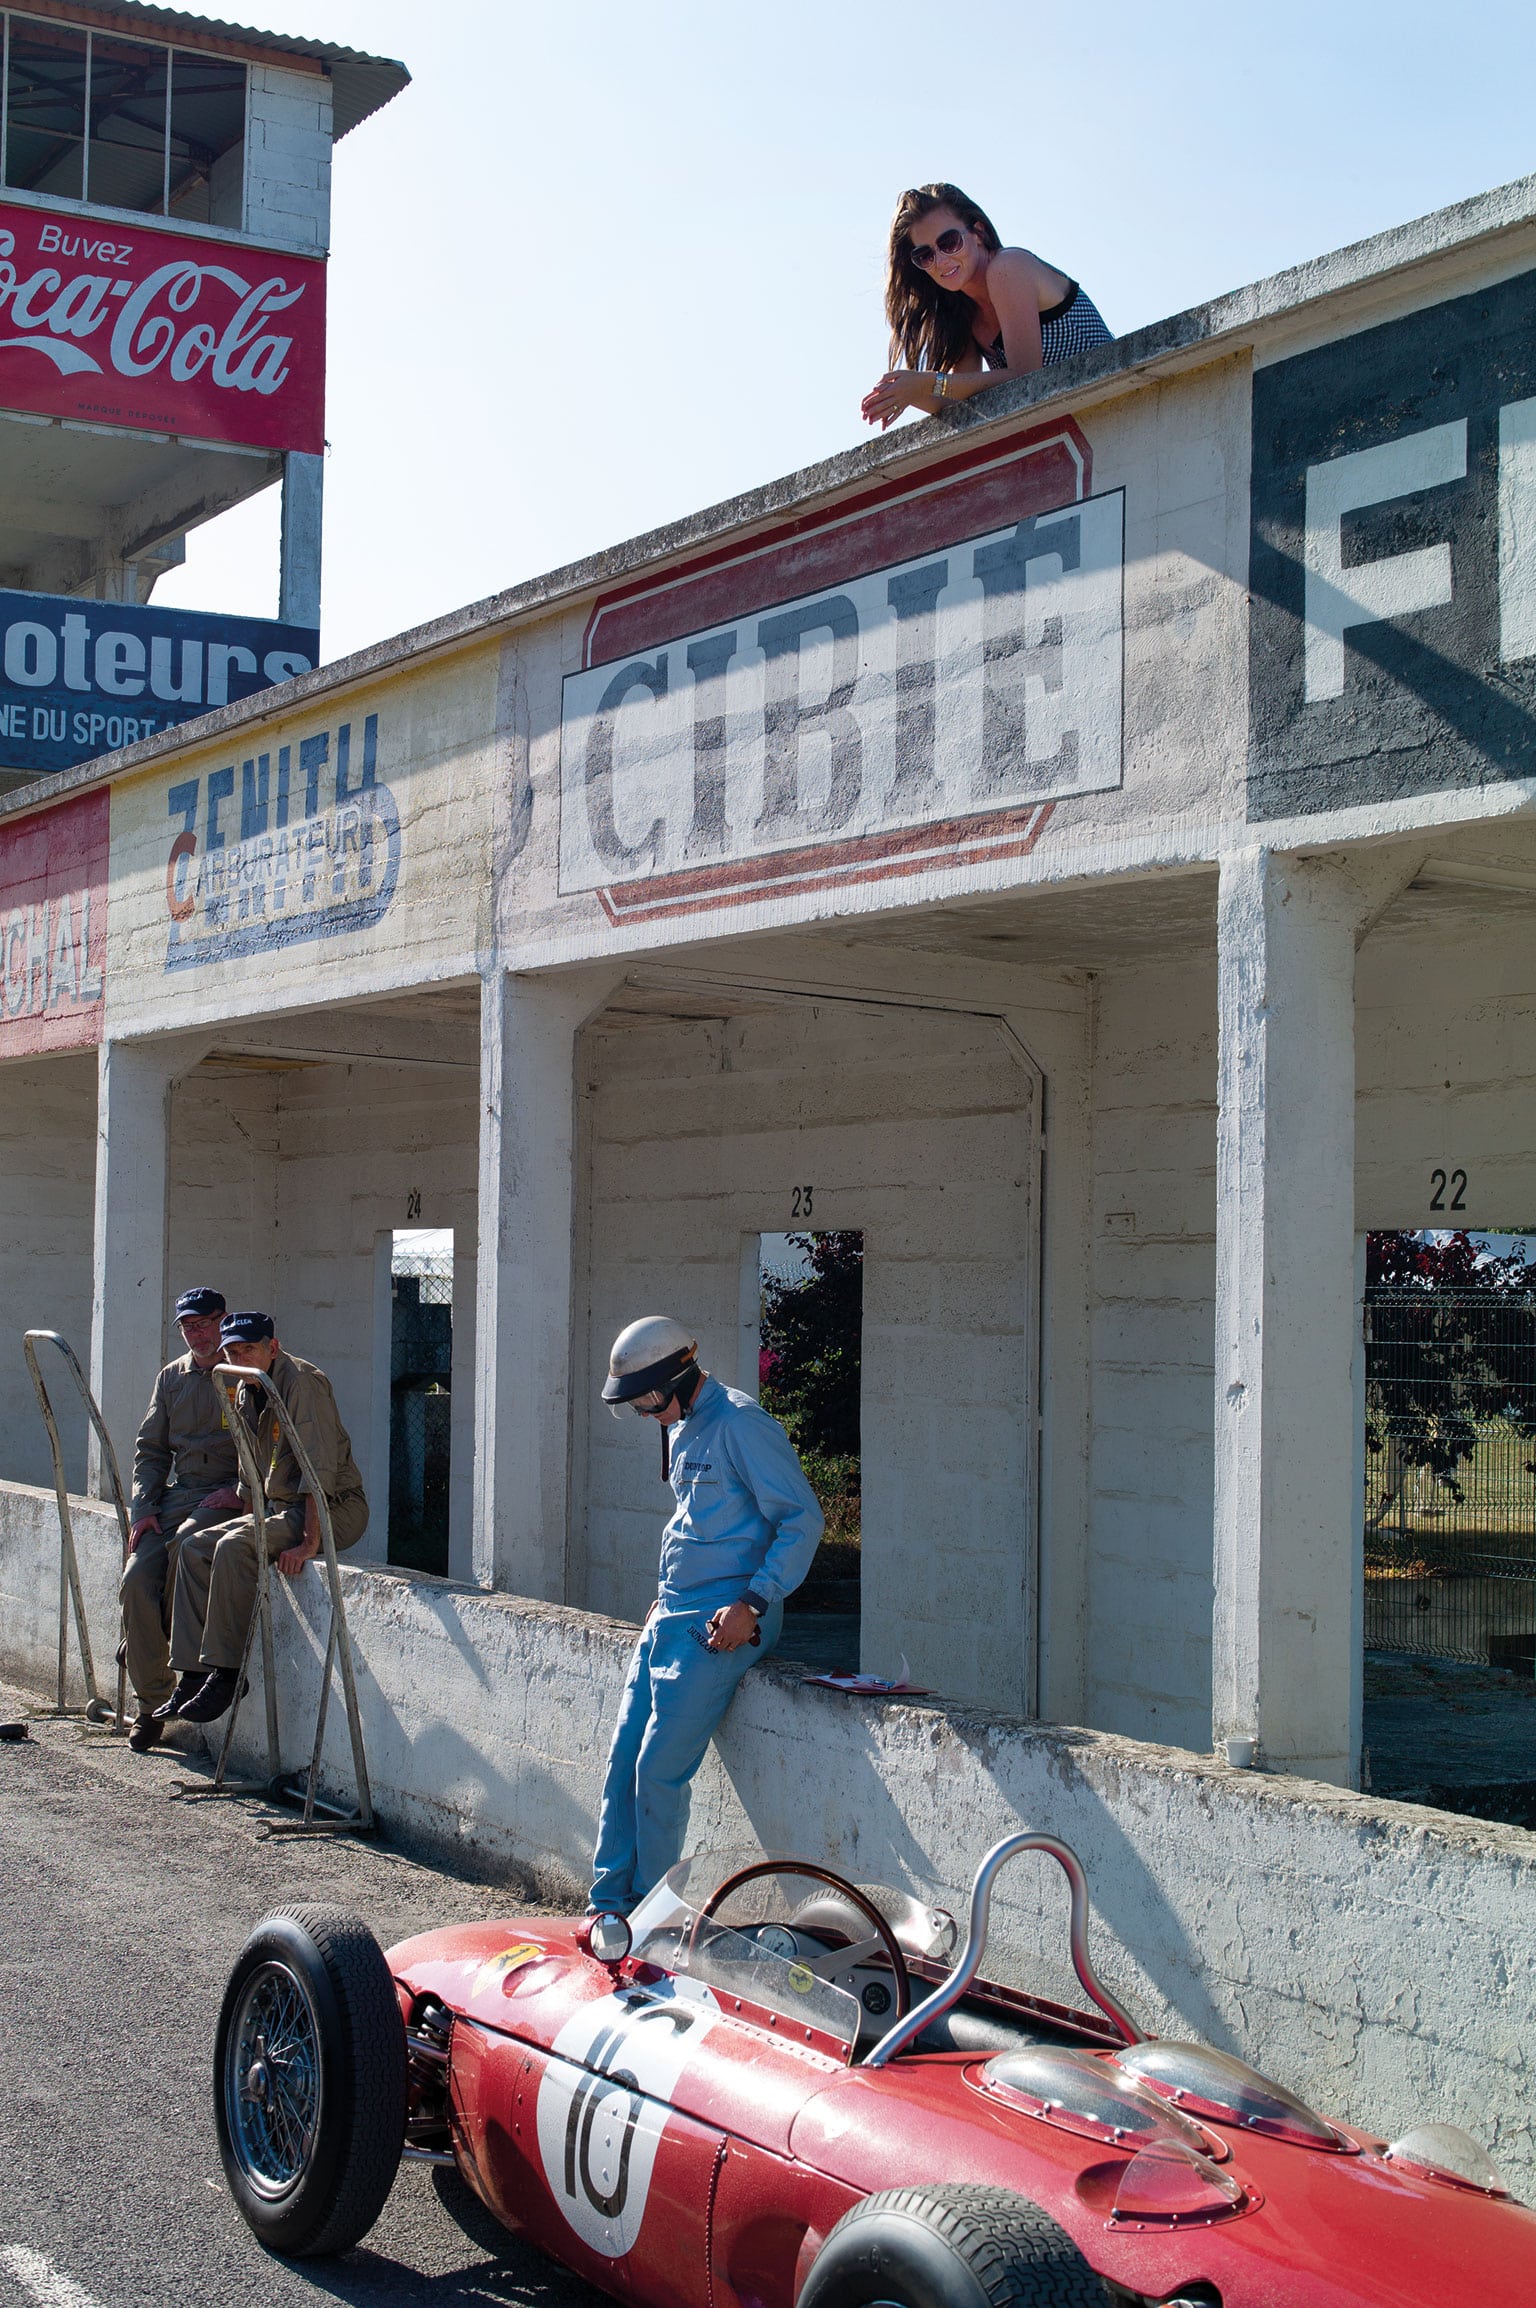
(705, 1601, 761, 1652)
(277, 1533, 319, 1577)
(128, 1514, 159, 1551)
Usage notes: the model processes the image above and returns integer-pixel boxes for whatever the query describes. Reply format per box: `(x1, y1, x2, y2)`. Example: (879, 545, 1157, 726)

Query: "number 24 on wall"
(1429, 1168, 1467, 1212)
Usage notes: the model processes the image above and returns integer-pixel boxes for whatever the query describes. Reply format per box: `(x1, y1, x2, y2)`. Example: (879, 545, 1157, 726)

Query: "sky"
(153, 0, 1536, 665)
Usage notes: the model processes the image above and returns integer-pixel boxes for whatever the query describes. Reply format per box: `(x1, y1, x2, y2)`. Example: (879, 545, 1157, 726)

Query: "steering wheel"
(688, 1860, 911, 2020)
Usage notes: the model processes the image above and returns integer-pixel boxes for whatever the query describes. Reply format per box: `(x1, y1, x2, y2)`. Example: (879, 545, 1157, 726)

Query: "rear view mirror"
(579, 1911, 632, 1966)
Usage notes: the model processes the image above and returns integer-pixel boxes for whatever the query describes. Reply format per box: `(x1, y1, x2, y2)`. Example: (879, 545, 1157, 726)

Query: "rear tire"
(214, 1903, 407, 2257)
(797, 2184, 1113, 2308)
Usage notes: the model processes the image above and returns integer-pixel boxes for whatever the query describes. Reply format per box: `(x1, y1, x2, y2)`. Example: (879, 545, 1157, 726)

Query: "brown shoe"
(127, 1711, 165, 1753)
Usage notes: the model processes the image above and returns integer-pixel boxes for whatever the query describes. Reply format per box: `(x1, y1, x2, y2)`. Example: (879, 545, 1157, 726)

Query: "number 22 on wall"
(1429, 1168, 1467, 1212)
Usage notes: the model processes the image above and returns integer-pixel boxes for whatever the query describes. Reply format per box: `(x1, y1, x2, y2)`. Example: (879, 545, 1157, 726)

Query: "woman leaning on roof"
(861, 180, 1112, 431)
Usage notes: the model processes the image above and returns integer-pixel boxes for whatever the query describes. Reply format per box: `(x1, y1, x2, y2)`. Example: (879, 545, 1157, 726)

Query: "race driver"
(590, 1317, 823, 1914)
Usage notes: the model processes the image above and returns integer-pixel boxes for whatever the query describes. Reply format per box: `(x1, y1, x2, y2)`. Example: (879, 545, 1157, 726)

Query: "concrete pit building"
(3, 132, 1536, 2180)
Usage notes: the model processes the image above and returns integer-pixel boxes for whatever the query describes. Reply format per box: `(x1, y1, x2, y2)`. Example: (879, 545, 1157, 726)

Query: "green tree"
(1366, 1230, 1536, 1504)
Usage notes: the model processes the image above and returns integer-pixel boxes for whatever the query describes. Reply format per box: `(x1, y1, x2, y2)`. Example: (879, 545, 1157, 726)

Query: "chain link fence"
(1364, 1285, 1536, 1666)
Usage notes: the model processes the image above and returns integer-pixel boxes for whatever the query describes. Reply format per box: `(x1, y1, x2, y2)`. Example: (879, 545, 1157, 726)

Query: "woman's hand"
(860, 369, 937, 430)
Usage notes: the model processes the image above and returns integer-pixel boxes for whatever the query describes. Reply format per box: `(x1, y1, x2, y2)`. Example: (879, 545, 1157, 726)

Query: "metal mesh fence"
(1364, 1287, 1536, 1664)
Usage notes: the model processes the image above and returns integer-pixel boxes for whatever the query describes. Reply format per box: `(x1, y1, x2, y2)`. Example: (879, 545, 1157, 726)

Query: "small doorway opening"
(757, 1229, 862, 1674)
(389, 1227, 453, 1576)
(1362, 1227, 1536, 1824)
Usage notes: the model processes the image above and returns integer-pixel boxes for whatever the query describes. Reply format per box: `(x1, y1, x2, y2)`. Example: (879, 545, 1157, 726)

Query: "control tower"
(0, 1, 407, 790)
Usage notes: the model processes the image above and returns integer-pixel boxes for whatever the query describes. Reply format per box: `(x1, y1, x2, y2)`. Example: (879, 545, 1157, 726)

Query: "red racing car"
(213, 1831, 1532, 2305)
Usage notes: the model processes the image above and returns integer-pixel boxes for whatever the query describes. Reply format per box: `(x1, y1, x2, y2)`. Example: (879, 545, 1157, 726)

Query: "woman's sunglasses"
(909, 226, 966, 270)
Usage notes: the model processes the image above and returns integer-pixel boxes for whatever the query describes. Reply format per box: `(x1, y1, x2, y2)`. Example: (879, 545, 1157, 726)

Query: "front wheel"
(214, 1904, 407, 2256)
(797, 2184, 1113, 2308)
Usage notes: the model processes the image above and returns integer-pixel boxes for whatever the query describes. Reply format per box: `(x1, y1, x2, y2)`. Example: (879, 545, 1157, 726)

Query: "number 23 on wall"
(791, 1185, 814, 1219)
(1429, 1167, 1467, 1212)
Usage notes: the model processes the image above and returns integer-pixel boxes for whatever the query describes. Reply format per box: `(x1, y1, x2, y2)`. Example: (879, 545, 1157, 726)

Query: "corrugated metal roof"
(17, 2, 410, 139)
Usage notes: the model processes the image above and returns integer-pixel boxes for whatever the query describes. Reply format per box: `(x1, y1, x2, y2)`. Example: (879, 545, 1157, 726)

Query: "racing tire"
(797, 2185, 1113, 2308)
(214, 1903, 407, 2257)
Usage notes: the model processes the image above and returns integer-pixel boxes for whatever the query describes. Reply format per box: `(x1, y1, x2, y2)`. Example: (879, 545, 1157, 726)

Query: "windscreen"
(630, 1856, 866, 2052)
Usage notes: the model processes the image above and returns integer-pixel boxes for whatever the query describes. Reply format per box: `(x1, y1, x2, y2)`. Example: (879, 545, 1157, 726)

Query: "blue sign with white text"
(0, 588, 319, 775)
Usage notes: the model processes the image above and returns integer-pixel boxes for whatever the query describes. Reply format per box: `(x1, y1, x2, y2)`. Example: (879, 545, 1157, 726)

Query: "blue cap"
(174, 1287, 225, 1321)
(220, 1310, 275, 1345)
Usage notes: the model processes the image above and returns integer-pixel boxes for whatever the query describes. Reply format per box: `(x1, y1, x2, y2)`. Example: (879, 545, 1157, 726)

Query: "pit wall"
(2, 1478, 1530, 2195)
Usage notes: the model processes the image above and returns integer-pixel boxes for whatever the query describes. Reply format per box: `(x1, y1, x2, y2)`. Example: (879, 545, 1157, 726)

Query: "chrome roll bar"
(863, 1831, 1143, 2066)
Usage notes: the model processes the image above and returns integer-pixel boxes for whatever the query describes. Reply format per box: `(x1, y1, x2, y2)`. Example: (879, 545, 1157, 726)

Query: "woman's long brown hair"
(885, 183, 1003, 372)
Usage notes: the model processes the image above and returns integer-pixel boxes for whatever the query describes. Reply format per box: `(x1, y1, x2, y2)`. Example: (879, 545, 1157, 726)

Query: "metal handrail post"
(22, 1330, 132, 1727)
(172, 1374, 282, 1804)
(176, 1363, 373, 1836)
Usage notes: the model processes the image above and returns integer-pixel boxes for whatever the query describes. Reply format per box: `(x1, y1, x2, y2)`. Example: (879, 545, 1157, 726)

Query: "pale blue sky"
(155, 0, 1536, 662)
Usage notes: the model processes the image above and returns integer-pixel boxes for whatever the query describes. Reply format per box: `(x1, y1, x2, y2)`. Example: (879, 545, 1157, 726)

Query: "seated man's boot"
(152, 1669, 208, 1722)
(127, 1710, 164, 1753)
(176, 1668, 246, 1724)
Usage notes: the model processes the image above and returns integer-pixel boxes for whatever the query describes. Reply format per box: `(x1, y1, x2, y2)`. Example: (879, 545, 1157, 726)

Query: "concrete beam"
(472, 967, 624, 1597)
(87, 1032, 215, 1498)
(1212, 847, 1414, 1785)
(280, 451, 324, 629)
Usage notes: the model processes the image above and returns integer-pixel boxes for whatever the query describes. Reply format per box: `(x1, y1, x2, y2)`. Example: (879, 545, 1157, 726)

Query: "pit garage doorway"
(576, 980, 1041, 1715)
(757, 1228, 863, 1677)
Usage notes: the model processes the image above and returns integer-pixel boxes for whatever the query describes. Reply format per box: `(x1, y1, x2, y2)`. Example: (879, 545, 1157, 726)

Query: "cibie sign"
(0, 202, 324, 453)
(560, 434, 1122, 923)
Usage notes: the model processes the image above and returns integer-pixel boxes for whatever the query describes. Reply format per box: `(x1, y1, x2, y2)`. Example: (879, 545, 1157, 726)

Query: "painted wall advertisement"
(0, 589, 319, 775)
(0, 787, 107, 1054)
(0, 200, 325, 452)
(161, 710, 400, 968)
(1250, 266, 1536, 818)
(559, 425, 1122, 923)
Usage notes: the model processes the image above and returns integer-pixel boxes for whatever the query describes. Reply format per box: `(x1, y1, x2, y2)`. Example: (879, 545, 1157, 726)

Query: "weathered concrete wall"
(243, 63, 334, 252)
(0, 1053, 97, 1492)
(1357, 883, 1536, 1231)
(1, 1478, 1530, 2191)
(579, 997, 1039, 1712)
(1087, 954, 1218, 1749)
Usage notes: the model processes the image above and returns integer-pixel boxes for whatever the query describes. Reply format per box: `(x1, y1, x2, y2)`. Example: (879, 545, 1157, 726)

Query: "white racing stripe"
(0, 2245, 108, 2308)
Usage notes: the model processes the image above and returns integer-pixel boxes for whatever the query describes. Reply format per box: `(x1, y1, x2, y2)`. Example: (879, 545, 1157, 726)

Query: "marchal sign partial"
(0, 202, 324, 453)
(559, 426, 1122, 923)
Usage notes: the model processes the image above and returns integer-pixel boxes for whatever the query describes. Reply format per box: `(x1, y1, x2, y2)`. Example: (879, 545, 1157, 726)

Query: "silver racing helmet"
(602, 1316, 699, 1416)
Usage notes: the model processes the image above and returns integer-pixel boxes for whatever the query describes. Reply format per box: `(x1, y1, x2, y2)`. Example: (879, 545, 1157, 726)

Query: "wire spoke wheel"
(214, 1906, 407, 2256)
(226, 1961, 322, 2198)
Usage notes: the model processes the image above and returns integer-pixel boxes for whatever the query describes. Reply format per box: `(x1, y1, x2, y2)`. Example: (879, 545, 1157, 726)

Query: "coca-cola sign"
(0, 201, 324, 453)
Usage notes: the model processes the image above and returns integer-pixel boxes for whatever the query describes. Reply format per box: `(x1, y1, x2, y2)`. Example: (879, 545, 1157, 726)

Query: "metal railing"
(22, 1331, 132, 1729)
(171, 1361, 374, 1837)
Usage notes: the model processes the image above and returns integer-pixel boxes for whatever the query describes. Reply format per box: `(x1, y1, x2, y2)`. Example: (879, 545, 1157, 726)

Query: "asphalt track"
(0, 1681, 605, 2308)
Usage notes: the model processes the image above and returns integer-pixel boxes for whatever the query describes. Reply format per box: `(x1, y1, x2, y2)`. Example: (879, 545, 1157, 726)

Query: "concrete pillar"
(88, 1033, 212, 1498)
(1213, 848, 1413, 1785)
(280, 451, 324, 630)
(472, 968, 621, 1596)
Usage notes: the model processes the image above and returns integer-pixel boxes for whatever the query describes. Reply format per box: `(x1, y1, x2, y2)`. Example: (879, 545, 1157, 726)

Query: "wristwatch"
(742, 1591, 768, 1618)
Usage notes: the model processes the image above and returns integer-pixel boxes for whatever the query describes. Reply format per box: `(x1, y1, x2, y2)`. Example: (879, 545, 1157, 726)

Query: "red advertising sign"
(0, 202, 324, 453)
(0, 787, 108, 1055)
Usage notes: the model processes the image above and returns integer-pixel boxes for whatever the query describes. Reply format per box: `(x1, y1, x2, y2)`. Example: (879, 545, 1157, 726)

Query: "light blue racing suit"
(590, 1374, 823, 1912)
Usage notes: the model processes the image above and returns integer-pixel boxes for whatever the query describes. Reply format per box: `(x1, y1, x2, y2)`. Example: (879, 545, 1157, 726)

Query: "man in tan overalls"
(157, 1311, 369, 1726)
(122, 1286, 243, 1751)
